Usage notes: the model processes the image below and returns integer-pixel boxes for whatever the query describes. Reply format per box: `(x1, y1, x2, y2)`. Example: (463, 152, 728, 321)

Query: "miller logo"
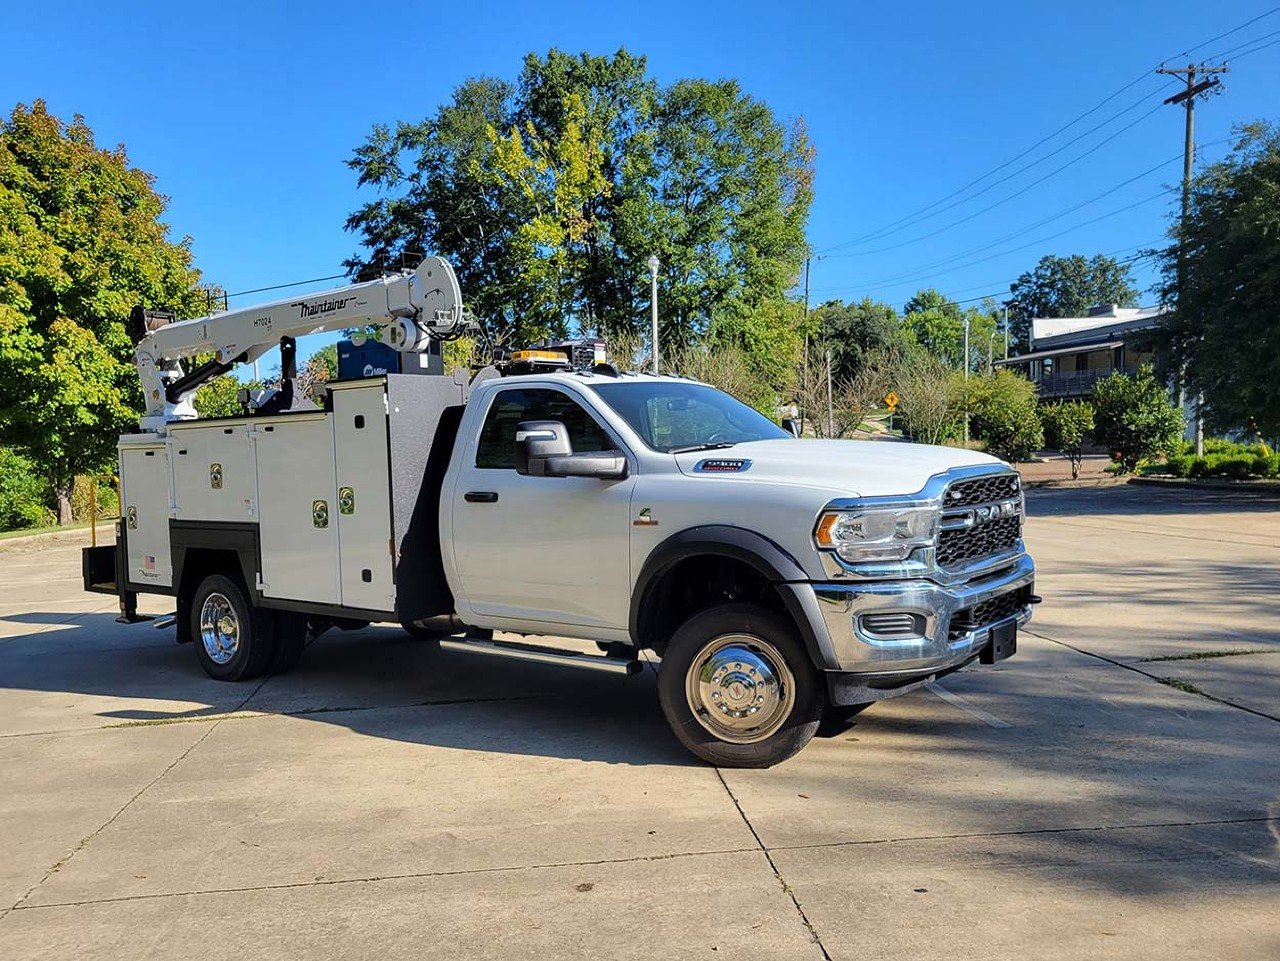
(290, 295, 357, 319)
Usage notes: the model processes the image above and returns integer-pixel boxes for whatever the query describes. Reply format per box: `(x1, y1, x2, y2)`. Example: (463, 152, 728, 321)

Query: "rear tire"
(658, 603, 824, 768)
(191, 573, 277, 681)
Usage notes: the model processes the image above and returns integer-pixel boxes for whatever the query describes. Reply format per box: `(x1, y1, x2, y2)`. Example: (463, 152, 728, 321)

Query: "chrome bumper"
(810, 553, 1035, 674)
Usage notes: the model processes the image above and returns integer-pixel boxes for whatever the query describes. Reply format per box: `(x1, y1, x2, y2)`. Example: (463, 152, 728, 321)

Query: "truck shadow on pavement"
(0, 613, 695, 766)
(3, 609, 1280, 902)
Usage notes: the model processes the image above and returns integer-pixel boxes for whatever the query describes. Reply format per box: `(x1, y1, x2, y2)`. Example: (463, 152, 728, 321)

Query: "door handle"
(464, 491, 499, 503)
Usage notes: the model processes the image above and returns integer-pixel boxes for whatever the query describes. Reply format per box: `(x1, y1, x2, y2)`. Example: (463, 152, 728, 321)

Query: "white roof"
(1031, 306, 1165, 343)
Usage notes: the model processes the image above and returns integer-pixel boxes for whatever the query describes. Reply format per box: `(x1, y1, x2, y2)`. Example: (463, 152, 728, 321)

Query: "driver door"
(451, 386, 636, 631)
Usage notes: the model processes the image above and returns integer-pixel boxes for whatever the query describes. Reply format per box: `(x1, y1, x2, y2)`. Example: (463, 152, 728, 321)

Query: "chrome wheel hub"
(686, 634, 795, 744)
(199, 592, 240, 665)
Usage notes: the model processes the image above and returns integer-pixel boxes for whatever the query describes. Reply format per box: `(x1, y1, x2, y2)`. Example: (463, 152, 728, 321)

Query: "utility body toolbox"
(87, 374, 467, 624)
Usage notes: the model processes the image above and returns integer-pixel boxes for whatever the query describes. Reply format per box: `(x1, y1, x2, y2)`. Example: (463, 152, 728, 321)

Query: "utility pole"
(1157, 62, 1227, 457)
(648, 254, 660, 375)
(1002, 302, 1010, 361)
(962, 316, 971, 446)
(825, 348, 834, 438)
(801, 256, 812, 435)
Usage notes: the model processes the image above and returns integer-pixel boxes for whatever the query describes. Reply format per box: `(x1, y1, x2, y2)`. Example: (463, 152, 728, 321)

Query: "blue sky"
(4, 0, 1279, 362)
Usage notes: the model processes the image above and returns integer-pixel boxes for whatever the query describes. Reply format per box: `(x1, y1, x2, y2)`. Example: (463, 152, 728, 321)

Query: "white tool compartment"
(254, 414, 341, 604)
(330, 381, 396, 612)
(118, 437, 173, 587)
(169, 422, 257, 522)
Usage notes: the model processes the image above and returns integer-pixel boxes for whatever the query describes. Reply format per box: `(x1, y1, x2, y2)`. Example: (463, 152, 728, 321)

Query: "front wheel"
(658, 603, 824, 768)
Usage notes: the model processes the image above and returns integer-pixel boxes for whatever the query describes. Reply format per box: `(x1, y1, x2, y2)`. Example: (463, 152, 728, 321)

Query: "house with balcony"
(995, 304, 1167, 400)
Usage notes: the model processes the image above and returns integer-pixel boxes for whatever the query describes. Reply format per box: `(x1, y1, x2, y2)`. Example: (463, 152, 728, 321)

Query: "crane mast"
(133, 257, 467, 433)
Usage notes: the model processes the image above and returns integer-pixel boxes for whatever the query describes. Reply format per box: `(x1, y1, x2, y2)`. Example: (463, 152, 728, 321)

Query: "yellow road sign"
(884, 391, 899, 410)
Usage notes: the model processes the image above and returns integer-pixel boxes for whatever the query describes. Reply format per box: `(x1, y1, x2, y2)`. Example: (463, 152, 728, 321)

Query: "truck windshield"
(589, 381, 790, 453)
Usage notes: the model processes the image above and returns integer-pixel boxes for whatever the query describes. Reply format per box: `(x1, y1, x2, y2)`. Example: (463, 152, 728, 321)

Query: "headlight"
(814, 506, 939, 563)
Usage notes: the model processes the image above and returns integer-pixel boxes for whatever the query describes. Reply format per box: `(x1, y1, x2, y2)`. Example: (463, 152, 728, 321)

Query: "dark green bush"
(0, 448, 52, 530)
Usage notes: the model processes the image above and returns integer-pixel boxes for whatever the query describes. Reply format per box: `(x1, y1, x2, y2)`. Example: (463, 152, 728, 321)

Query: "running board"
(439, 635, 644, 676)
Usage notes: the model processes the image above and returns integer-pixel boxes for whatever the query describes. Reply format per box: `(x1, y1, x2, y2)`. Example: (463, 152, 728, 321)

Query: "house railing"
(1032, 366, 1139, 398)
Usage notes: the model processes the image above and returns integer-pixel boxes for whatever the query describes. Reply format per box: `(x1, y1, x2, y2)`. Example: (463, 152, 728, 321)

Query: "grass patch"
(0, 518, 117, 541)
(1156, 677, 1206, 696)
(1141, 649, 1272, 662)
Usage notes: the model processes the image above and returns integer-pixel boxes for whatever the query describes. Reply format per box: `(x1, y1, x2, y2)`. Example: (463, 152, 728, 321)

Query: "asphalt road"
(1, 485, 1277, 960)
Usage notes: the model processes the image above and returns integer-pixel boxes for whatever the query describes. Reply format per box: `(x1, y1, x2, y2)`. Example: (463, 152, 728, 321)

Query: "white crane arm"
(134, 257, 464, 431)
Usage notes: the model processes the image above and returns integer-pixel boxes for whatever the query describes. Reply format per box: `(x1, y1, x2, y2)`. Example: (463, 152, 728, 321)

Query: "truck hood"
(673, 438, 1007, 498)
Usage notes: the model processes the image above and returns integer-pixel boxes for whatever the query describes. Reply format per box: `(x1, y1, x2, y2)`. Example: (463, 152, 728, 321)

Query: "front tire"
(191, 573, 277, 681)
(658, 603, 824, 768)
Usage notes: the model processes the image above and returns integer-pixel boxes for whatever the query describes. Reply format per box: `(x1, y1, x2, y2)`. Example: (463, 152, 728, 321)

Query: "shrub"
(70, 475, 120, 522)
(0, 448, 53, 530)
(967, 369, 1043, 462)
(1040, 401, 1094, 478)
(1092, 365, 1184, 474)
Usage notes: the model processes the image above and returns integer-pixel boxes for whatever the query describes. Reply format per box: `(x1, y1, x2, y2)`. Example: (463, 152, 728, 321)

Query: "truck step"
(439, 635, 644, 676)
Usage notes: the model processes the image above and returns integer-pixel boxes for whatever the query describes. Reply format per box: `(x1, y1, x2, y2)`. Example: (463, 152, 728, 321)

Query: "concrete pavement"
(0, 485, 1277, 959)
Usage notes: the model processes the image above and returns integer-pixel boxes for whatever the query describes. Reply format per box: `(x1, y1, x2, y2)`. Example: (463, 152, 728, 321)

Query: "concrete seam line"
(714, 769, 833, 961)
(768, 815, 1280, 853)
(925, 681, 1013, 728)
(1024, 629, 1280, 725)
(9, 846, 764, 912)
(4, 712, 232, 916)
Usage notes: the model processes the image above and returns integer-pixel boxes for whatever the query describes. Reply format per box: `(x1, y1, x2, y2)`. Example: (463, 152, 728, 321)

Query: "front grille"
(943, 473, 1021, 508)
(937, 514, 1021, 567)
(949, 586, 1031, 640)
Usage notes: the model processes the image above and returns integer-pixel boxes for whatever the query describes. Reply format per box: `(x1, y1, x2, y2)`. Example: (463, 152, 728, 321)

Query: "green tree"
(967, 369, 1043, 462)
(1092, 365, 1183, 474)
(1040, 401, 1094, 479)
(0, 102, 204, 522)
(193, 376, 246, 418)
(1153, 122, 1280, 439)
(901, 289, 995, 369)
(891, 352, 966, 446)
(1007, 253, 1138, 349)
(812, 297, 912, 381)
(345, 48, 814, 389)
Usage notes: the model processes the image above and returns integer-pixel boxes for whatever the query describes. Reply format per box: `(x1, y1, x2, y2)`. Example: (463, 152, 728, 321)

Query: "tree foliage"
(345, 48, 814, 389)
(1153, 122, 1280, 438)
(1040, 400, 1094, 478)
(812, 297, 912, 382)
(0, 447, 51, 529)
(893, 352, 966, 446)
(967, 369, 1043, 463)
(0, 101, 204, 521)
(1007, 254, 1138, 349)
(1092, 365, 1183, 474)
(901, 289, 996, 370)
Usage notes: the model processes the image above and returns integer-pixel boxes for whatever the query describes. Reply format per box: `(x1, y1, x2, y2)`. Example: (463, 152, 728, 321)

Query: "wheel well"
(175, 549, 244, 644)
(635, 554, 792, 656)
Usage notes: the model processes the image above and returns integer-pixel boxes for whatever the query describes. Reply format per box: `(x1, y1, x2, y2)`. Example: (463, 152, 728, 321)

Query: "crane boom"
(134, 257, 465, 432)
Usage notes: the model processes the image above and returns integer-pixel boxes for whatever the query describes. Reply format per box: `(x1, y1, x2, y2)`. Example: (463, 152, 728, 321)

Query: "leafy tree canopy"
(901, 289, 996, 369)
(1154, 122, 1280, 438)
(1007, 253, 1138, 349)
(345, 48, 814, 388)
(812, 297, 912, 382)
(0, 101, 204, 521)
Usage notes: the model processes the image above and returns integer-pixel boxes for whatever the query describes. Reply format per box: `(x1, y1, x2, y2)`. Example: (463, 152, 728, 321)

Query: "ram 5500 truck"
(84, 263, 1035, 767)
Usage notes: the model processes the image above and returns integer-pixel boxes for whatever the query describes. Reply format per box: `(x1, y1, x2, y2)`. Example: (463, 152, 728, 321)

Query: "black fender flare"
(630, 525, 840, 671)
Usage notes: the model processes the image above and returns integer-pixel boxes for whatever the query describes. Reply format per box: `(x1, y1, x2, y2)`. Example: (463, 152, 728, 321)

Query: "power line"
(1163, 6, 1280, 61)
(223, 273, 348, 301)
(818, 75, 1166, 253)
(817, 10, 1280, 256)
(824, 102, 1166, 259)
(1218, 32, 1280, 61)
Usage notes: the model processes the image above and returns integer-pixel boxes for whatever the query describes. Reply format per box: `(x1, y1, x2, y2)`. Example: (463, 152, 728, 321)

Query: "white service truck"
(84, 259, 1037, 767)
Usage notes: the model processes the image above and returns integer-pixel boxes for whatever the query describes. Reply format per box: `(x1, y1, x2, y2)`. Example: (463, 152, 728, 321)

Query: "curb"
(1021, 477, 1128, 489)
(0, 526, 111, 552)
(1127, 477, 1280, 497)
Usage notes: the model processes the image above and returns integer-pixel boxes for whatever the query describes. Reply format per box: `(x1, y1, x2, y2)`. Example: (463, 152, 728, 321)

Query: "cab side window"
(475, 388, 614, 469)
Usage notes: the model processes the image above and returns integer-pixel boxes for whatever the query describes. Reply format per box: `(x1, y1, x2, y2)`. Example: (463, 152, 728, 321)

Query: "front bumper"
(809, 552, 1035, 675)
